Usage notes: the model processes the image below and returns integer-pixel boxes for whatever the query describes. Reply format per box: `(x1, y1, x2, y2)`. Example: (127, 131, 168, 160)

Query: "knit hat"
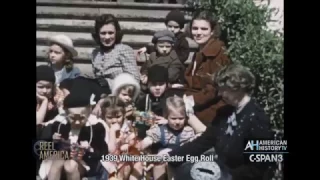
(165, 10, 186, 29)
(63, 87, 93, 108)
(37, 65, 55, 83)
(151, 30, 175, 44)
(111, 73, 140, 101)
(148, 65, 169, 83)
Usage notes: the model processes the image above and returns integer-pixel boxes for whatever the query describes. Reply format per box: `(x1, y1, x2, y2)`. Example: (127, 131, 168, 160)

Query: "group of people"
(36, 9, 275, 180)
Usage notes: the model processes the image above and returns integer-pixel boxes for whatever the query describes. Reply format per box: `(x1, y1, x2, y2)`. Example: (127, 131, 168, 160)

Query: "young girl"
(112, 73, 141, 119)
(47, 34, 81, 85)
(99, 96, 142, 180)
(137, 96, 196, 180)
(36, 65, 59, 126)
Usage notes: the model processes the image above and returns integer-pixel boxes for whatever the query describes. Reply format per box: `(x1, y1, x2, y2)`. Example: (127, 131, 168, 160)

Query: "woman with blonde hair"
(160, 64, 274, 180)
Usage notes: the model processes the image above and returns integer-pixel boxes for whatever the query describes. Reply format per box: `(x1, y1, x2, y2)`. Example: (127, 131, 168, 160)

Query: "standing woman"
(183, 10, 232, 125)
(91, 14, 140, 90)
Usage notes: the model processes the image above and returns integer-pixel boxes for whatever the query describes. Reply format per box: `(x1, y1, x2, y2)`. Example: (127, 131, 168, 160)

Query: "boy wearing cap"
(138, 10, 190, 64)
(141, 30, 185, 87)
(38, 88, 109, 180)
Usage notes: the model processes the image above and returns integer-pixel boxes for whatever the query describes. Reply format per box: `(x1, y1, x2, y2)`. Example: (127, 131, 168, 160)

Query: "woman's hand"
(137, 47, 147, 54)
(154, 116, 168, 125)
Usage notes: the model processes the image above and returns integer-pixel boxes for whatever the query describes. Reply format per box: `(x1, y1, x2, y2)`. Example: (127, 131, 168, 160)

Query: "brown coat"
(184, 39, 231, 125)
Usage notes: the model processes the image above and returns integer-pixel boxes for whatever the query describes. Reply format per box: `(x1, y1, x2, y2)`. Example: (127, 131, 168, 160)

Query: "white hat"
(112, 73, 140, 101)
(48, 34, 78, 57)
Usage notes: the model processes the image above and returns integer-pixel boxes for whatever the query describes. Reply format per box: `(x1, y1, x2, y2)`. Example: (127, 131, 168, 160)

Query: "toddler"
(100, 96, 142, 180)
(138, 10, 189, 64)
(138, 96, 196, 180)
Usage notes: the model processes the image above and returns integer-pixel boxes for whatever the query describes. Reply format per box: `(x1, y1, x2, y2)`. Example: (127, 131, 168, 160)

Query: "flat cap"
(152, 30, 175, 44)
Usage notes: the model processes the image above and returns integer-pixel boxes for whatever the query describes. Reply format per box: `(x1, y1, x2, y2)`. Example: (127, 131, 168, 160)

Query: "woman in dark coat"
(159, 64, 274, 180)
(183, 11, 232, 125)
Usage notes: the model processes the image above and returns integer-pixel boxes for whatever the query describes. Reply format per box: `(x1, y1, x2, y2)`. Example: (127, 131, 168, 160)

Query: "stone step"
(36, 19, 167, 35)
(37, 5, 192, 22)
(37, 45, 195, 63)
(37, 61, 94, 75)
(36, 31, 198, 49)
(36, 0, 192, 11)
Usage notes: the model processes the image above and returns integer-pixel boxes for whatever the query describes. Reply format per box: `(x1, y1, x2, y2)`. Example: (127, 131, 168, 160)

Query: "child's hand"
(135, 142, 143, 151)
(36, 93, 48, 102)
(126, 105, 134, 116)
(154, 116, 168, 125)
(52, 133, 62, 141)
(79, 141, 90, 149)
(120, 144, 129, 153)
(110, 123, 121, 132)
(138, 47, 147, 54)
(157, 148, 172, 156)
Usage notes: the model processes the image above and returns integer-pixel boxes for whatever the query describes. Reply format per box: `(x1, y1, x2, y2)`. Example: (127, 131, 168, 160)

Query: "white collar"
(236, 95, 251, 114)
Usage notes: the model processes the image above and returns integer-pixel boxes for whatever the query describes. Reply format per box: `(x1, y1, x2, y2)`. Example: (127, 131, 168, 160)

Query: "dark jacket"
(146, 50, 185, 84)
(39, 120, 108, 177)
(168, 99, 273, 180)
(184, 38, 231, 125)
(147, 32, 190, 64)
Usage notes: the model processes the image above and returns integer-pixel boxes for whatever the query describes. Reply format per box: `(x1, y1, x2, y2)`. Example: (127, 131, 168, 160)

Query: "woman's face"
(48, 44, 67, 65)
(167, 108, 186, 130)
(104, 111, 124, 127)
(99, 23, 116, 47)
(191, 19, 213, 45)
(36, 81, 53, 98)
(218, 87, 245, 107)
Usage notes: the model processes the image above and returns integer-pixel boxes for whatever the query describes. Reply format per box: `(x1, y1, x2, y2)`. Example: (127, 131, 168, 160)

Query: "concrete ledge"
(36, 0, 193, 10)
(36, 19, 167, 35)
(36, 6, 192, 22)
(36, 31, 198, 49)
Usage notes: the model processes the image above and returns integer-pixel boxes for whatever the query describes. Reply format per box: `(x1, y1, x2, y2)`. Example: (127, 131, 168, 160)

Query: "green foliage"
(190, 0, 284, 130)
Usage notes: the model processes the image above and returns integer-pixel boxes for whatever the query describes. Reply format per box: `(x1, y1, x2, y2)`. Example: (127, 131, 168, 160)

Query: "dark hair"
(91, 14, 123, 46)
(190, 10, 221, 39)
(47, 43, 74, 73)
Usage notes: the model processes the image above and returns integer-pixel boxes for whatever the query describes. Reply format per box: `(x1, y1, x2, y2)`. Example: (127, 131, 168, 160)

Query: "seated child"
(142, 30, 185, 86)
(47, 34, 81, 84)
(137, 96, 196, 180)
(138, 10, 189, 64)
(112, 73, 140, 120)
(38, 87, 108, 180)
(135, 65, 169, 139)
(59, 74, 112, 116)
(99, 96, 142, 180)
(36, 65, 59, 127)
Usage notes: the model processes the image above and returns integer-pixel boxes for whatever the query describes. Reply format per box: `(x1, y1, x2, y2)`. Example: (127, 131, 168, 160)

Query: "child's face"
(49, 44, 67, 65)
(148, 82, 167, 97)
(104, 111, 124, 127)
(156, 41, 173, 55)
(167, 20, 181, 35)
(167, 108, 185, 130)
(66, 106, 91, 129)
(36, 80, 54, 98)
(118, 89, 133, 104)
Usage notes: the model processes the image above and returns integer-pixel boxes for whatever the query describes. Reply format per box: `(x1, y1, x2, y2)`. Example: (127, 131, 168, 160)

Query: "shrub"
(188, 0, 284, 130)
